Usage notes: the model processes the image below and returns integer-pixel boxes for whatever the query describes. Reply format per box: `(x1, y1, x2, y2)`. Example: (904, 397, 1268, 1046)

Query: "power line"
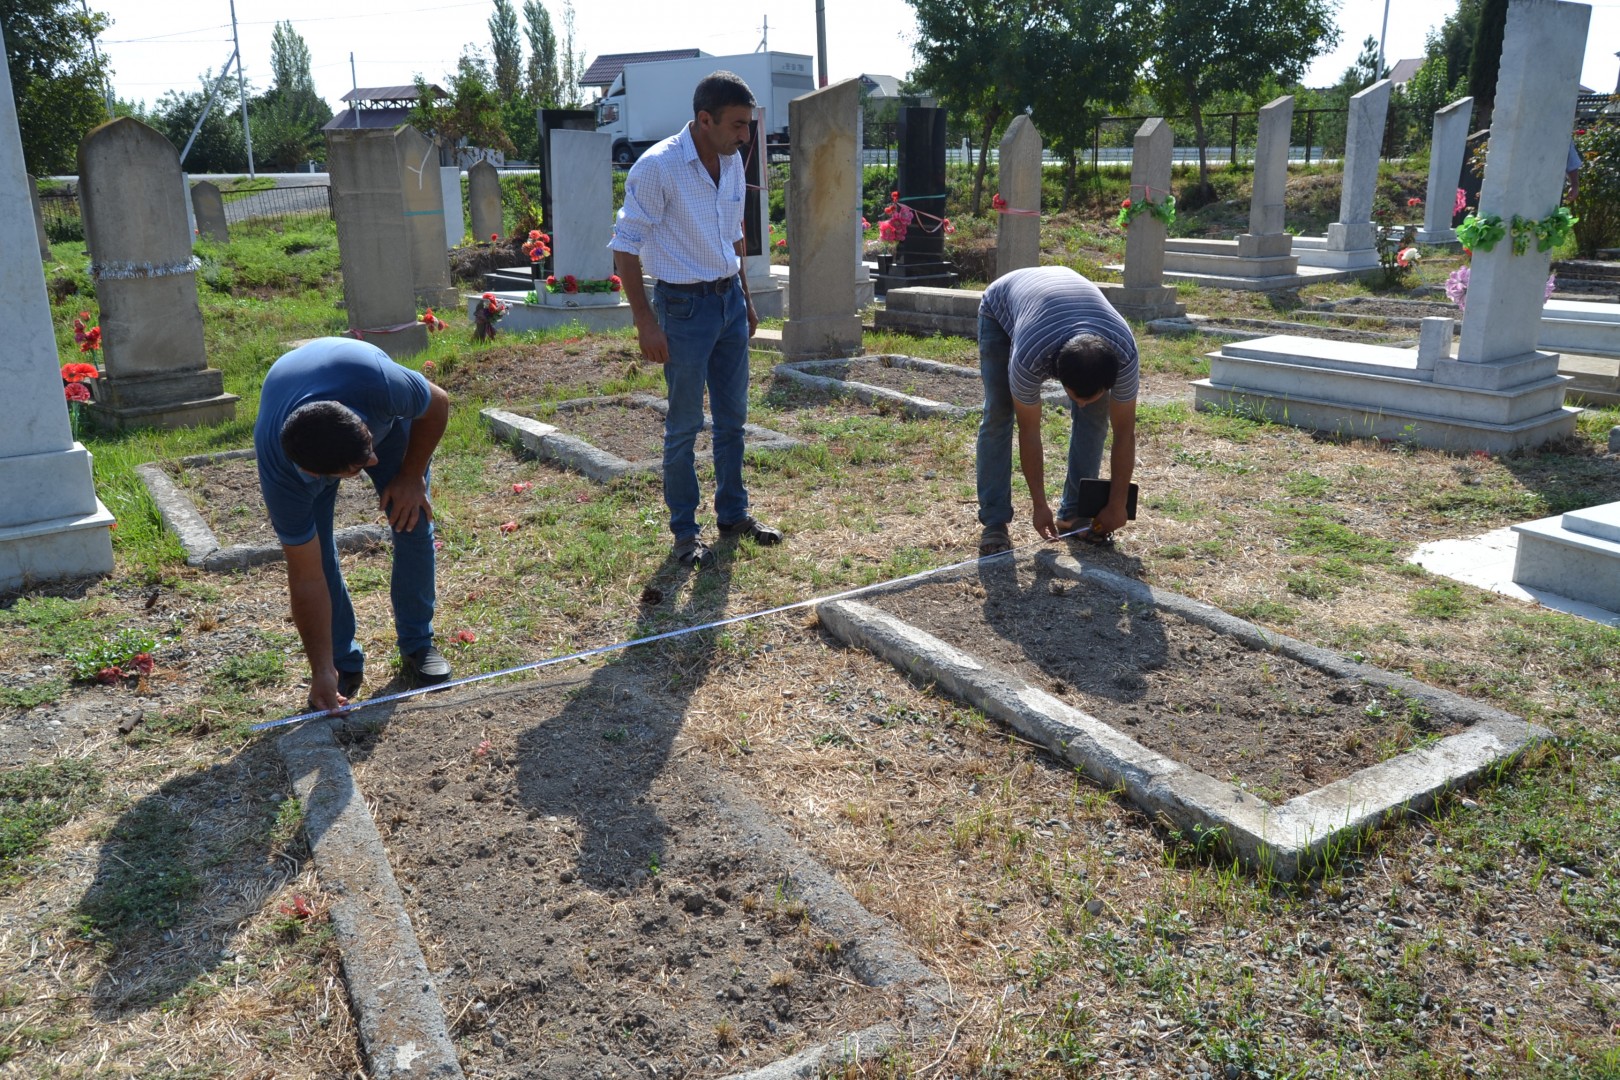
(104, 24, 231, 43)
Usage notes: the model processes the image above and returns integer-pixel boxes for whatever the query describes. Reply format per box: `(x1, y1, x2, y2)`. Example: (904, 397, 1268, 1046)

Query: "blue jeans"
(976, 313, 1110, 527)
(654, 280, 751, 541)
(316, 419, 436, 674)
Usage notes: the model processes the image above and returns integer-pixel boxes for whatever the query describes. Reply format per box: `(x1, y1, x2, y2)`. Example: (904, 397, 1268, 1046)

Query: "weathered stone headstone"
(781, 79, 863, 360)
(326, 126, 428, 359)
(468, 159, 502, 242)
(1321, 79, 1393, 266)
(1109, 117, 1185, 321)
(26, 172, 50, 258)
(1453, 0, 1589, 371)
(76, 118, 236, 429)
(395, 126, 454, 307)
(877, 106, 957, 293)
(548, 128, 614, 284)
(0, 22, 115, 588)
(190, 180, 229, 243)
(440, 165, 462, 248)
(1417, 96, 1474, 243)
(994, 115, 1041, 279)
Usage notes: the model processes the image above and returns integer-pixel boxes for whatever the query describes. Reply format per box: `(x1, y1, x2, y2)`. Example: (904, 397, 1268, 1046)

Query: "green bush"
(1573, 119, 1620, 256)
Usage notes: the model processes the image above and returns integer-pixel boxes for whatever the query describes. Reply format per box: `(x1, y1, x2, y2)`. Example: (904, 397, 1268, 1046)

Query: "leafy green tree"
(1144, 0, 1340, 196)
(489, 0, 522, 98)
(270, 20, 315, 100)
(1425, 0, 1480, 91)
(3, 0, 112, 174)
(1343, 35, 1383, 91)
(523, 0, 559, 106)
(1466, 0, 1506, 123)
(256, 21, 331, 169)
(148, 74, 247, 173)
(410, 53, 514, 159)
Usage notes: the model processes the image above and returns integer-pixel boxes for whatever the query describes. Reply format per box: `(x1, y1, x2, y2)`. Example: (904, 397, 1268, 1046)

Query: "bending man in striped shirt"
(976, 265, 1140, 555)
(610, 71, 782, 570)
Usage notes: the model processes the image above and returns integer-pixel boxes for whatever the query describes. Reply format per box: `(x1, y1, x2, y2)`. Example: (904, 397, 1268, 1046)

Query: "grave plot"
(482, 393, 802, 483)
(1305, 295, 1461, 328)
(137, 450, 387, 571)
(774, 354, 1070, 418)
(820, 552, 1547, 879)
(293, 666, 942, 1079)
(1148, 312, 1416, 345)
(432, 339, 651, 404)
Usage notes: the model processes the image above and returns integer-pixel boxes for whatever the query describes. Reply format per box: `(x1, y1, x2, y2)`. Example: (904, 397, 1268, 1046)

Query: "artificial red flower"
(563, 275, 578, 294)
(529, 247, 543, 262)
(61, 362, 99, 382)
(130, 653, 154, 674)
(78, 310, 90, 320)
(473, 738, 491, 757)
(64, 382, 91, 403)
(490, 233, 499, 241)
(499, 520, 518, 533)
(1407, 197, 1423, 207)
(776, 238, 786, 248)
(992, 193, 1007, 210)
(609, 275, 622, 292)
(456, 629, 478, 643)
(1121, 198, 1132, 208)
(512, 481, 533, 493)
(96, 666, 122, 685)
(546, 275, 557, 286)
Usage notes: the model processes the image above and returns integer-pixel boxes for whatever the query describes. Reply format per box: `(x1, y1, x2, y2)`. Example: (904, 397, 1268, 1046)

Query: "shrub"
(1573, 119, 1620, 256)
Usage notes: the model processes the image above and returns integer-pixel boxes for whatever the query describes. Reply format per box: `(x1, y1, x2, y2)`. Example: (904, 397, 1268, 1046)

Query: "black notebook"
(1072, 479, 1138, 520)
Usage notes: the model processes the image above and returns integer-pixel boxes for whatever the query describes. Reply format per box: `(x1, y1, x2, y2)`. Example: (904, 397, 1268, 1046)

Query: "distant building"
(323, 85, 448, 131)
(579, 50, 705, 98)
(858, 73, 902, 101)
(1386, 58, 1424, 87)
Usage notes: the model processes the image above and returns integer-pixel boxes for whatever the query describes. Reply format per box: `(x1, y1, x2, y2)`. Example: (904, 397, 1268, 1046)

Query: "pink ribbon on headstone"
(347, 322, 423, 340)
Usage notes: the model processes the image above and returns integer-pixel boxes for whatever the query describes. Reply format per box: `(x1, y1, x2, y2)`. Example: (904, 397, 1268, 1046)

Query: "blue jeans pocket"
(657, 293, 695, 323)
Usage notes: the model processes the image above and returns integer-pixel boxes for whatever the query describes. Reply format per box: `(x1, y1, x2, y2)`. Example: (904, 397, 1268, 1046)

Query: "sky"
(92, 0, 1620, 116)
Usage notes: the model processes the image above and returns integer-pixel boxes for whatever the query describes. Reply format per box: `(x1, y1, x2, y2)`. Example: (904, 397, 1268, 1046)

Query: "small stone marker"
(76, 117, 237, 429)
(0, 24, 115, 589)
(994, 115, 1041, 279)
(395, 125, 454, 308)
(1417, 96, 1474, 243)
(1323, 79, 1393, 265)
(26, 172, 49, 258)
(781, 79, 863, 361)
(1110, 117, 1185, 320)
(468, 159, 502, 242)
(190, 180, 229, 243)
(1416, 316, 1453, 372)
(326, 126, 428, 359)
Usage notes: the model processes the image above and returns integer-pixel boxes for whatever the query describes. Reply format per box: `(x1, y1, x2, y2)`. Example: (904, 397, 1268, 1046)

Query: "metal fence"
(35, 181, 333, 245)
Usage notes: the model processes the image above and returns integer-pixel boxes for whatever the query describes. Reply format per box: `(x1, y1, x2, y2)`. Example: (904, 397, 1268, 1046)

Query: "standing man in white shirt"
(610, 71, 783, 569)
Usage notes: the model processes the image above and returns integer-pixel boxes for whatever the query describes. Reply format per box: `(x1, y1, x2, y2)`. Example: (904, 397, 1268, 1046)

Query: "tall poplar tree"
(523, 0, 559, 106)
(489, 0, 523, 98)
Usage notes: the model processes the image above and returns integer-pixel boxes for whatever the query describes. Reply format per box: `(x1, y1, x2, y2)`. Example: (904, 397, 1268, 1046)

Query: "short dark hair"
(280, 401, 373, 475)
(693, 71, 756, 120)
(1053, 333, 1121, 400)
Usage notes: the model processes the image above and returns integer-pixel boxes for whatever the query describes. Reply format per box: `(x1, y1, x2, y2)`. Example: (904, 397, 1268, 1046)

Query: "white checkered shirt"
(608, 123, 745, 284)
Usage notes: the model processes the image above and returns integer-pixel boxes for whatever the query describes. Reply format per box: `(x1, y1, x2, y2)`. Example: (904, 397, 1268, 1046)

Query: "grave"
(395, 125, 456, 308)
(742, 111, 784, 318)
(1193, 0, 1586, 454)
(440, 164, 462, 248)
(1159, 98, 1352, 290)
(873, 107, 957, 295)
(27, 172, 50, 258)
(467, 158, 502, 243)
(190, 180, 228, 243)
(780, 79, 864, 361)
(994, 115, 1041, 279)
(1099, 117, 1185, 321)
(75, 117, 238, 430)
(820, 553, 1548, 878)
(1290, 80, 1392, 270)
(482, 394, 801, 482)
(1511, 502, 1620, 616)
(470, 129, 634, 333)
(1415, 96, 1474, 244)
(326, 125, 429, 359)
(774, 354, 1071, 419)
(135, 450, 387, 572)
(0, 35, 115, 591)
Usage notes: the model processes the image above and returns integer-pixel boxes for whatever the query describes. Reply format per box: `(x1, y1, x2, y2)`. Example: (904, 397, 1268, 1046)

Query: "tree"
(1465, 0, 1507, 124)
(489, 0, 522, 98)
(409, 52, 514, 157)
(523, 0, 560, 106)
(148, 73, 247, 173)
(257, 20, 331, 169)
(3, 0, 112, 174)
(1144, 0, 1341, 196)
(270, 20, 315, 100)
(1425, 0, 1480, 92)
(1342, 35, 1383, 92)
(556, 0, 585, 107)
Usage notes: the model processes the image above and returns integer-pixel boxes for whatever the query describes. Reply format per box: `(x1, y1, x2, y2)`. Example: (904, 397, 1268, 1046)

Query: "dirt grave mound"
(169, 456, 381, 548)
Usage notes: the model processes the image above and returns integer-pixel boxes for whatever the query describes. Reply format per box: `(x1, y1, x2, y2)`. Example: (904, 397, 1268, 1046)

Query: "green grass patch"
(0, 758, 102, 883)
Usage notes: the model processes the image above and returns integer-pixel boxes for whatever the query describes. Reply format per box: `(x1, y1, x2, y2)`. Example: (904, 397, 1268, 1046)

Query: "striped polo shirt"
(980, 265, 1139, 406)
(608, 123, 745, 284)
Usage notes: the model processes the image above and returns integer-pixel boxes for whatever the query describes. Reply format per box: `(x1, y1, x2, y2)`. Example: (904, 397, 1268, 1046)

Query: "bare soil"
(1176, 316, 1412, 344)
(343, 662, 883, 1080)
(873, 561, 1464, 799)
(1310, 297, 1459, 321)
(554, 400, 709, 463)
(168, 456, 387, 548)
(436, 339, 649, 404)
(809, 358, 986, 408)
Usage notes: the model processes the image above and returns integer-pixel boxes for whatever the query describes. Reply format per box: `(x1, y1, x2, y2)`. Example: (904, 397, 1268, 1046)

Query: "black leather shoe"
(404, 646, 452, 686)
(337, 669, 364, 698)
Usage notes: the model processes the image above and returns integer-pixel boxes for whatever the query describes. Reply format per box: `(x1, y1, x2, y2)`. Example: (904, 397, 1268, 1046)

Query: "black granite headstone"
(876, 106, 957, 294)
(1456, 128, 1489, 227)
(744, 116, 765, 258)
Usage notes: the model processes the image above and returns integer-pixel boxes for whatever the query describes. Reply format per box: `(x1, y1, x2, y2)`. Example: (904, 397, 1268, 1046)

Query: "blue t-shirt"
(253, 337, 431, 546)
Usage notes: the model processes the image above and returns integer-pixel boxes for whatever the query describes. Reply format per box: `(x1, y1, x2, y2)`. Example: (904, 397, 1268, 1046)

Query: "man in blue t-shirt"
(976, 265, 1141, 555)
(254, 337, 451, 711)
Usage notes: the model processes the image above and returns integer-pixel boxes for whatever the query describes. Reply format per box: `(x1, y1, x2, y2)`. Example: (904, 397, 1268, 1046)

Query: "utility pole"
(351, 53, 361, 128)
(756, 15, 768, 52)
(815, 0, 828, 87)
(79, 0, 114, 115)
(230, 0, 255, 176)
(1376, 0, 1391, 78)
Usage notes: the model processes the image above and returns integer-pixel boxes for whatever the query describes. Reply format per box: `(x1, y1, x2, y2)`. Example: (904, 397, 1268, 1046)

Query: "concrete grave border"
(278, 688, 946, 1080)
(818, 551, 1549, 880)
(1146, 313, 1415, 347)
(481, 393, 802, 483)
(774, 354, 1069, 419)
(136, 449, 388, 572)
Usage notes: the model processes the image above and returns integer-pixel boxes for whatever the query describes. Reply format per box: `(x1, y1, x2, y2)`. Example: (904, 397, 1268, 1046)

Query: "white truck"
(595, 51, 816, 165)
